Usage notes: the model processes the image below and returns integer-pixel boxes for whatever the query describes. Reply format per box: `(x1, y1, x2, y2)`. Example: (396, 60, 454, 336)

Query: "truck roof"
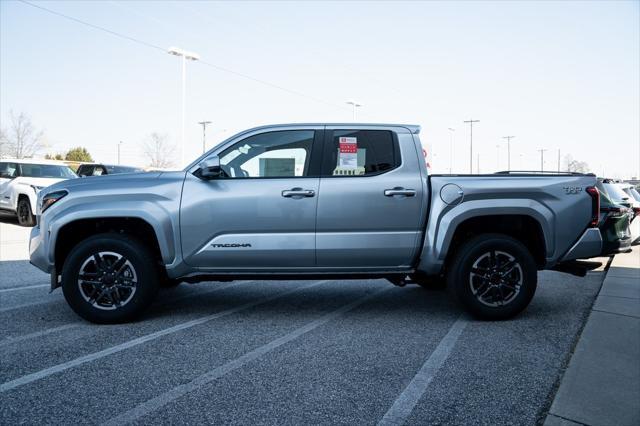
(241, 123, 421, 134)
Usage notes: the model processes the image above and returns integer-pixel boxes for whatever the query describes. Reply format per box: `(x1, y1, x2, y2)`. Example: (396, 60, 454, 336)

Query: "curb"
(544, 247, 639, 426)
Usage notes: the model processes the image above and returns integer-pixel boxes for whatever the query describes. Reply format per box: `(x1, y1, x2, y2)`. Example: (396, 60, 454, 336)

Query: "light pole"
(463, 119, 480, 173)
(447, 128, 455, 174)
(168, 46, 200, 167)
(537, 148, 547, 172)
(346, 100, 363, 121)
(502, 136, 515, 171)
(496, 144, 500, 171)
(117, 141, 123, 165)
(198, 121, 212, 154)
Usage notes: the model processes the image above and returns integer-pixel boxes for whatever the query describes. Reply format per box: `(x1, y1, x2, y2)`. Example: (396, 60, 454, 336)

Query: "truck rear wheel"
(61, 234, 159, 324)
(447, 233, 537, 320)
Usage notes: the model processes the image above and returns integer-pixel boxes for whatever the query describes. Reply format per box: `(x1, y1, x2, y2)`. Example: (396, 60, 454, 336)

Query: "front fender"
(43, 198, 178, 267)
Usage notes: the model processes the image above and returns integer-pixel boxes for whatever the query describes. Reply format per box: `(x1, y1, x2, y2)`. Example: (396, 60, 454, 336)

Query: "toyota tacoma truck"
(29, 124, 603, 323)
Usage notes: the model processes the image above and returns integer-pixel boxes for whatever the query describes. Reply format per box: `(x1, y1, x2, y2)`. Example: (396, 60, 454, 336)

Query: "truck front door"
(180, 128, 323, 269)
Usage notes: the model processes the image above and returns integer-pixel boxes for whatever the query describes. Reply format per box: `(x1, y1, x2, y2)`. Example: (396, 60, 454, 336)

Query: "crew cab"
(29, 124, 603, 323)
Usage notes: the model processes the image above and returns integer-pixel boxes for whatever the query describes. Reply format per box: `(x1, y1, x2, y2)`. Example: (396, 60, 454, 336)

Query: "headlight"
(41, 190, 68, 213)
(31, 185, 45, 192)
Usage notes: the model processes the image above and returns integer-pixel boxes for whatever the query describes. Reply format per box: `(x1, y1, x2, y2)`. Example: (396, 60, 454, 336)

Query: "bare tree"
(143, 133, 176, 168)
(0, 127, 8, 158)
(563, 154, 590, 173)
(5, 111, 44, 158)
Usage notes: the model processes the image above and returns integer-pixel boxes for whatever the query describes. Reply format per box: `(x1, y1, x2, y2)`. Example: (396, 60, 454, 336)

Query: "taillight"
(586, 186, 599, 227)
(634, 207, 640, 217)
(602, 207, 628, 218)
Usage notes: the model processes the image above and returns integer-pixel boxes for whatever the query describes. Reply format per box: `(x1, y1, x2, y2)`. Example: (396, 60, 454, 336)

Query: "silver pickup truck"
(29, 124, 602, 323)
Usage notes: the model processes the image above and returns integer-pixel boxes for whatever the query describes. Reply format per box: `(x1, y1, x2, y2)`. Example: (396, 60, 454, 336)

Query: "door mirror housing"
(198, 156, 222, 179)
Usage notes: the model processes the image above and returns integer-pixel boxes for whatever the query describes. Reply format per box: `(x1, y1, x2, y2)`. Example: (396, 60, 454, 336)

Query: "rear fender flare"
(417, 199, 552, 275)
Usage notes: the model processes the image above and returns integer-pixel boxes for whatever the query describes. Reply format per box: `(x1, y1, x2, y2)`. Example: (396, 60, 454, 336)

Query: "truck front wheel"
(61, 234, 159, 324)
(447, 233, 537, 320)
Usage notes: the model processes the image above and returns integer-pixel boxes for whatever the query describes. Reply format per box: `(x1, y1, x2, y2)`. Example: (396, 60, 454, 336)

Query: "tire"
(61, 233, 159, 324)
(17, 197, 35, 227)
(410, 273, 446, 291)
(446, 233, 537, 320)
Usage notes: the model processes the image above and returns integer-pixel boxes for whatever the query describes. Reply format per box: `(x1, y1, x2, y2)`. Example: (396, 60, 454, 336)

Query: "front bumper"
(29, 223, 54, 274)
(559, 228, 603, 262)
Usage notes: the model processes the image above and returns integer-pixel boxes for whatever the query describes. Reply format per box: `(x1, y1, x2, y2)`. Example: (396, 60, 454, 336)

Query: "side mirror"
(198, 156, 222, 179)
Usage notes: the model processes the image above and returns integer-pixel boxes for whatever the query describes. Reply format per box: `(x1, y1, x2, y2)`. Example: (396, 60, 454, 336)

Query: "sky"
(1, 0, 639, 177)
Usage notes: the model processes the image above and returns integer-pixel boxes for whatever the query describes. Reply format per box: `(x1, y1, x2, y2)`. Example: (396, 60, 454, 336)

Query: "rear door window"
(321, 130, 400, 176)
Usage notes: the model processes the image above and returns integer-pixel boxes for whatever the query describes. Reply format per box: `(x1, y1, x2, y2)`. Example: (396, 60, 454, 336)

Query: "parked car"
(0, 159, 77, 226)
(599, 178, 639, 245)
(617, 182, 640, 245)
(594, 186, 632, 255)
(30, 123, 603, 323)
(76, 163, 144, 177)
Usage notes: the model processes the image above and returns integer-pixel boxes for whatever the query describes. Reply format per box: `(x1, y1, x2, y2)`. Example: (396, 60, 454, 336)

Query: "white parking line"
(0, 282, 240, 347)
(0, 284, 49, 293)
(0, 280, 328, 393)
(102, 285, 390, 425)
(0, 300, 59, 314)
(377, 316, 469, 426)
(0, 323, 82, 348)
(0, 281, 239, 314)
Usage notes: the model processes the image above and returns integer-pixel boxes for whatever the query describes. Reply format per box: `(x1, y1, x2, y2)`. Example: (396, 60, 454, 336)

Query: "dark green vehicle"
(596, 181, 632, 255)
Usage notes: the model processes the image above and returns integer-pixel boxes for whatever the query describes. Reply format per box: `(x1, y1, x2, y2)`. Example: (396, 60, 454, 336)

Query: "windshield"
(602, 183, 630, 203)
(20, 163, 78, 179)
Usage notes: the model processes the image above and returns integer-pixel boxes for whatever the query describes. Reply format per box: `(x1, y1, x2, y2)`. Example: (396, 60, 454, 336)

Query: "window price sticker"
(338, 137, 358, 169)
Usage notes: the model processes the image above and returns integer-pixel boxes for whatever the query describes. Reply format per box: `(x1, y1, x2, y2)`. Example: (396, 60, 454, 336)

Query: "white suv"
(0, 159, 77, 226)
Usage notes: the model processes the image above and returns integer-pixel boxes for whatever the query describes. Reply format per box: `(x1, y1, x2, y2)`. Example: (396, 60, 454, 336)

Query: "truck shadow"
(144, 281, 461, 322)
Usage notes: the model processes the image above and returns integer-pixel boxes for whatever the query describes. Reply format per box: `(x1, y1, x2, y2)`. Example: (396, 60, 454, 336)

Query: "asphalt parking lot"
(0, 218, 610, 425)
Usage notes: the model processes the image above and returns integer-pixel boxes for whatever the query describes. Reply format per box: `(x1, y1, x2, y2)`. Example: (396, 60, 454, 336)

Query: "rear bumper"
(559, 228, 603, 262)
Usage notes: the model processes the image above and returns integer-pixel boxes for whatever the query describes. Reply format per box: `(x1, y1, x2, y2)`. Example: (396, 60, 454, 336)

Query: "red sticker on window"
(339, 137, 357, 153)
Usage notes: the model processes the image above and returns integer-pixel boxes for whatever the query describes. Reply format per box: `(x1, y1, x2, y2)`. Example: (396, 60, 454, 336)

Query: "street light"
(167, 46, 200, 167)
(463, 119, 480, 173)
(447, 128, 455, 174)
(346, 100, 363, 121)
(198, 121, 212, 154)
(537, 148, 547, 172)
(502, 136, 515, 171)
(117, 141, 123, 165)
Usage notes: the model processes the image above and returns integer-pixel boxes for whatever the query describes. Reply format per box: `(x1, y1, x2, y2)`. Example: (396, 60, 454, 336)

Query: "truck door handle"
(384, 188, 416, 197)
(282, 188, 315, 198)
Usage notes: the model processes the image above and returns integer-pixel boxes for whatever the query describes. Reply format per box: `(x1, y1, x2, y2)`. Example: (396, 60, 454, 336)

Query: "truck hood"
(13, 177, 69, 190)
(43, 172, 164, 194)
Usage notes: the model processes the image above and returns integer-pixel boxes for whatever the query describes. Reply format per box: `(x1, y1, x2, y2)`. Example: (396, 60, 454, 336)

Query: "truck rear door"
(315, 127, 426, 269)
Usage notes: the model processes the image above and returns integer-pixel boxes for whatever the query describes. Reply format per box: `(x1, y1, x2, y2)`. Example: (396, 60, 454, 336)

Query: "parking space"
(0, 220, 610, 425)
